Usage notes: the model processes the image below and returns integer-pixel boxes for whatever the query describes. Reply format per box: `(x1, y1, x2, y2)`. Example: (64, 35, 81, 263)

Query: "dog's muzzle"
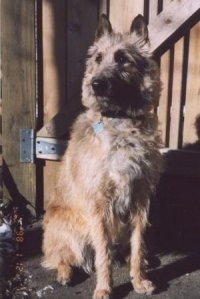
(92, 77, 110, 97)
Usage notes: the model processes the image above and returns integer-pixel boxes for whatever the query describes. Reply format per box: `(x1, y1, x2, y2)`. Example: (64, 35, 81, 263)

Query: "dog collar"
(92, 118, 104, 134)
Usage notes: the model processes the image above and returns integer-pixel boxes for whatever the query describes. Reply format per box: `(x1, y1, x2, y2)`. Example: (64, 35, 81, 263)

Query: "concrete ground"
(1, 219, 200, 299)
(1, 173, 200, 298)
(21, 251, 200, 299)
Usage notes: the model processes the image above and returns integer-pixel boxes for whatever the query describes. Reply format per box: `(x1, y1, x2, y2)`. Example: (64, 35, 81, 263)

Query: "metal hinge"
(20, 129, 35, 163)
(20, 129, 67, 163)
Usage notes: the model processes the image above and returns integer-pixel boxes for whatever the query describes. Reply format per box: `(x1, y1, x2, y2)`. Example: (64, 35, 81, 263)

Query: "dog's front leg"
(89, 205, 112, 299)
(130, 212, 155, 295)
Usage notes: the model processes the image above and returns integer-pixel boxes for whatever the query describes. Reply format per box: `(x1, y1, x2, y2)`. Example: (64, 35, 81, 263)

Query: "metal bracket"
(36, 137, 67, 160)
(20, 129, 35, 163)
(20, 130, 67, 163)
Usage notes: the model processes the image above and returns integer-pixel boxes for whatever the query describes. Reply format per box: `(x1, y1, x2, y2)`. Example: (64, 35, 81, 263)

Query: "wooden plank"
(37, 104, 79, 138)
(159, 0, 171, 147)
(66, 0, 98, 108)
(158, 51, 170, 146)
(149, 0, 159, 21)
(183, 22, 200, 146)
(109, 0, 144, 32)
(1, 0, 37, 212)
(99, 0, 108, 15)
(42, 0, 67, 210)
(148, 0, 200, 55)
(42, 0, 67, 124)
(37, 0, 99, 139)
(41, 0, 68, 210)
(169, 38, 184, 148)
(41, 0, 99, 208)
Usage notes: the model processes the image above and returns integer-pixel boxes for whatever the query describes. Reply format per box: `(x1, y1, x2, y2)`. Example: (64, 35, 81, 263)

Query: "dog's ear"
(95, 14, 113, 40)
(130, 15, 149, 44)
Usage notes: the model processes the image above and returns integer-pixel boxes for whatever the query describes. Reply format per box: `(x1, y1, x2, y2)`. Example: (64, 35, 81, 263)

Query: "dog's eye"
(95, 53, 103, 64)
(114, 51, 129, 65)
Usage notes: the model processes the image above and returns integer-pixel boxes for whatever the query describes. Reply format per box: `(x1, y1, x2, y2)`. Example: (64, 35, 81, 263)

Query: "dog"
(42, 14, 163, 299)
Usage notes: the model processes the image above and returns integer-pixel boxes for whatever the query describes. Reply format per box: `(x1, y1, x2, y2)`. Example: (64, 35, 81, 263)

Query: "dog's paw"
(57, 266, 71, 286)
(93, 289, 111, 299)
(132, 278, 155, 295)
(57, 274, 70, 286)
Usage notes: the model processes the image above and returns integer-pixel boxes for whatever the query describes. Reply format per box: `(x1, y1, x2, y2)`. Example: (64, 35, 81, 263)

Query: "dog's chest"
(71, 115, 160, 199)
(95, 123, 150, 177)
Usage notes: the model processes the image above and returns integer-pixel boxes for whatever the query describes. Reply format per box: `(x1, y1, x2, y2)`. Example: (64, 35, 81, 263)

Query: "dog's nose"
(92, 78, 109, 96)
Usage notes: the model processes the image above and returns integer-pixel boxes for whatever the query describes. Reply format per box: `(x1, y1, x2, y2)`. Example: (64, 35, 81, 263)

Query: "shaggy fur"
(42, 14, 163, 299)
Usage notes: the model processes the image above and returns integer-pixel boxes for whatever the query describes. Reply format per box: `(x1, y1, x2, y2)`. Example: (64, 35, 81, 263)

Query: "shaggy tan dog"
(42, 14, 163, 299)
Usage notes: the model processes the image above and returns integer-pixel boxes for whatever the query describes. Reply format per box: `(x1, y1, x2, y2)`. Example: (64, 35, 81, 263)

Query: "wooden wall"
(99, 0, 200, 148)
(38, 0, 200, 207)
(1, 0, 37, 213)
(38, 0, 99, 208)
(158, 1, 200, 149)
(39, 0, 200, 146)
(1, 0, 199, 212)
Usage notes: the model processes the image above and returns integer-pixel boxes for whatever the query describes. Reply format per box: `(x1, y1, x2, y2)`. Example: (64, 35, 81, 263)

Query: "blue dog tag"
(92, 121, 104, 134)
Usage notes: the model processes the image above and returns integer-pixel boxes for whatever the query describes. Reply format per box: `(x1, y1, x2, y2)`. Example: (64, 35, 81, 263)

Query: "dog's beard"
(93, 92, 151, 118)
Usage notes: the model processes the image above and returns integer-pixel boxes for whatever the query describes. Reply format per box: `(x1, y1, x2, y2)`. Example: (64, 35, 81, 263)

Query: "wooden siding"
(1, 0, 37, 212)
(38, 0, 200, 207)
(99, 0, 200, 148)
(38, 0, 200, 148)
(2, 0, 200, 211)
(38, 0, 99, 208)
(183, 22, 200, 145)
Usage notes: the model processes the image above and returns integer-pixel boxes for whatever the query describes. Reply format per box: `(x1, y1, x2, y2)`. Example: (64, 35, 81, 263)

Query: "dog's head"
(82, 15, 161, 117)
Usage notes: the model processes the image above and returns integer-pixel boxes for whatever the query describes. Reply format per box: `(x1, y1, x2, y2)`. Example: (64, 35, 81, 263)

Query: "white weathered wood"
(149, 0, 200, 55)
(110, 0, 144, 32)
(149, 0, 158, 21)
